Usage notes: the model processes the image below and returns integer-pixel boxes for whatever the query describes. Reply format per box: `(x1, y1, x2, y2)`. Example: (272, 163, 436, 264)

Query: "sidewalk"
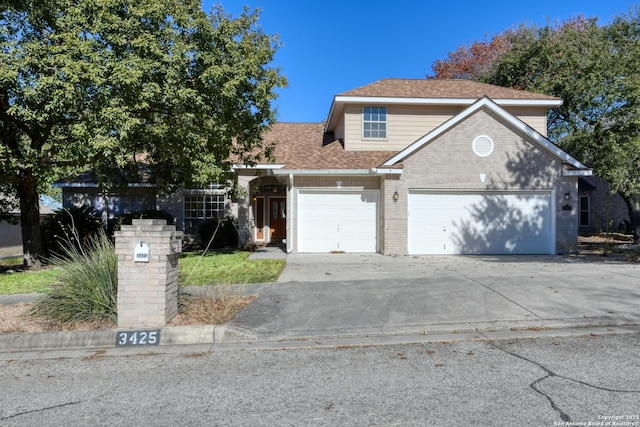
(1, 253, 640, 357)
(0, 245, 22, 259)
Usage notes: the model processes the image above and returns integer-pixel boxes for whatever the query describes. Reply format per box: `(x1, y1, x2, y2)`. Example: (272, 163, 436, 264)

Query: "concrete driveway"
(231, 254, 640, 340)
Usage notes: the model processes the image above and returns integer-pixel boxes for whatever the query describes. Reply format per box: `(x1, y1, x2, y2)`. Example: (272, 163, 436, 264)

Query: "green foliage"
(197, 216, 238, 249)
(0, 1, 287, 264)
(111, 208, 175, 235)
(40, 206, 103, 257)
(28, 229, 118, 324)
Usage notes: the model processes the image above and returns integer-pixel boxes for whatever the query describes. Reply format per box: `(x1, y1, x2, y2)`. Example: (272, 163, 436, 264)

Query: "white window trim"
(183, 184, 227, 234)
(362, 106, 387, 140)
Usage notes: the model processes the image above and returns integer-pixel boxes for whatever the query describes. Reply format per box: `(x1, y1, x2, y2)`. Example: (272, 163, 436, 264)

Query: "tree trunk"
(17, 168, 43, 269)
(620, 193, 640, 243)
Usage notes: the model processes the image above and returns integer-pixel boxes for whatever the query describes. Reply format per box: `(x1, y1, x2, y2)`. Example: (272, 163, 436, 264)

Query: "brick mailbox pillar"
(115, 219, 182, 328)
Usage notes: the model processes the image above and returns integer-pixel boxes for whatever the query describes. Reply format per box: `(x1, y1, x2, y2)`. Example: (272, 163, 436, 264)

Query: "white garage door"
(297, 190, 378, 252)
(408, 191, 555, 255)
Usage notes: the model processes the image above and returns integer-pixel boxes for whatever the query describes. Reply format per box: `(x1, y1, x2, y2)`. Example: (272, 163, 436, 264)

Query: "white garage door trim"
(408, 190, 555, 255)
(297, 190, 378, 253)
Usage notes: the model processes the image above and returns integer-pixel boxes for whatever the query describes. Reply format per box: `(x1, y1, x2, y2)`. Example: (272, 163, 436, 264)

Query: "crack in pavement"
(481, 334, 640, 423)
(465, 276, 542, 319)
(0, 399, 84, 421)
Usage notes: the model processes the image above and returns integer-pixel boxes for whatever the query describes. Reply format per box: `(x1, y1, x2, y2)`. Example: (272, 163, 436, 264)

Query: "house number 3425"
(116, 330, 160, 346)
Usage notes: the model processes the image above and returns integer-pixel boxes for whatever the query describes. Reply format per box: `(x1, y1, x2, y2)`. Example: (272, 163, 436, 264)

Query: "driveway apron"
(231, 254, 640, 339)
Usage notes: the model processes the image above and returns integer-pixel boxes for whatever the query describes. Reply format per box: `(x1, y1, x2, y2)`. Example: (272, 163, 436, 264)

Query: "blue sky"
(202, 1, 637, 123)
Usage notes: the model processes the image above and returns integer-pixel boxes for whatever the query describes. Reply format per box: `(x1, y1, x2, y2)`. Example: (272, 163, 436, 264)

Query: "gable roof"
(382, 97, 591, 176)
(326, 78, 562, 132)
(258, 96, 590, 177)
(263, 122, 397, 174)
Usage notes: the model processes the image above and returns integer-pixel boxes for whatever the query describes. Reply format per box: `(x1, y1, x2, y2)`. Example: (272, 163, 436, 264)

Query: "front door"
(270, 198, 286, 241)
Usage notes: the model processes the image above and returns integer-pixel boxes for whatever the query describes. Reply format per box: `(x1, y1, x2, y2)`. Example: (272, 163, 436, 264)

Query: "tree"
(429, 30, 515, 80)
(0, 0, 287, 267)
(428, 16, 589, 81)
(429, 12, 640, 240)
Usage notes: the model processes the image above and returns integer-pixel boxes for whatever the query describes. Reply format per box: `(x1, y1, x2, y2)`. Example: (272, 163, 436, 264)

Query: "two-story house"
(235, 78, 592, 255)
(57, 78, 594, 254)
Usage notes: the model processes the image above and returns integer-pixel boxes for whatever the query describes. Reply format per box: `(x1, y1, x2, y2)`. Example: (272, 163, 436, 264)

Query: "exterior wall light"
(565, 192, 571, 201)
(393, 191, 399, 202)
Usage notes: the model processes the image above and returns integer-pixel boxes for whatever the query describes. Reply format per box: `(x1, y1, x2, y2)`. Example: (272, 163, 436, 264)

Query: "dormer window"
(363, 106, 387, 139)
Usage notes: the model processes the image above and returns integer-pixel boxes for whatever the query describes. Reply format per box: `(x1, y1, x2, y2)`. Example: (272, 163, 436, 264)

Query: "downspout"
(287, 173, 294, 253)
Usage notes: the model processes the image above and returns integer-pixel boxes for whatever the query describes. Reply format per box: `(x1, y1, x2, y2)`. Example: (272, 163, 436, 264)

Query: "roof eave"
(231, 164, 286, 171)
(53, 182, 156, 188)
(273, 169, 374, 176)
(333, 95, 562, 107)
(563, 168, 593, 177)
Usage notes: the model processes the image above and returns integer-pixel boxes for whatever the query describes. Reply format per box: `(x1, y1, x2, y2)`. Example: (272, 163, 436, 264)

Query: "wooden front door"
(270, 198, 286, 240)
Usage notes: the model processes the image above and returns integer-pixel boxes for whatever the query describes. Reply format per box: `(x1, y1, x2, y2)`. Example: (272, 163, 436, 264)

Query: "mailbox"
(134, 242, 150, 263)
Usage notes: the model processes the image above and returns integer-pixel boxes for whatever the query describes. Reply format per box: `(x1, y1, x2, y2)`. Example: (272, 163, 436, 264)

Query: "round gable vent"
(472, 135, 494, 157)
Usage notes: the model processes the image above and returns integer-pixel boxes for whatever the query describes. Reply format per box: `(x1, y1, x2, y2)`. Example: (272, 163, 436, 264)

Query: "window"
(107, 194, 150, 218)
(85, 193, 152, 219)
(363, 106, 387, 139)
(579, 195, 590, 227)
(183, 184, 226, 234)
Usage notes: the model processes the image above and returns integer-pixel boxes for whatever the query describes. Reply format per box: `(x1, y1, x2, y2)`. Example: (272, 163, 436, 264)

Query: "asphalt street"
(1, 333, 639, 426)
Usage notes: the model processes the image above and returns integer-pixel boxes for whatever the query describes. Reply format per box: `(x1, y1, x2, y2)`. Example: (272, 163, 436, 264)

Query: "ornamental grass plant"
(28, 229, 118, 325)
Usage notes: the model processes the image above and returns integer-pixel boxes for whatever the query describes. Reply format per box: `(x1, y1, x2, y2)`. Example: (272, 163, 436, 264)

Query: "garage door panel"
(408, 192, 554, 255)
(298, 191, 378, 253)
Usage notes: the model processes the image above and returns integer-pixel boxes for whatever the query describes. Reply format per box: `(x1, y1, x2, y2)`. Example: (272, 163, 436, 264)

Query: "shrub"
(29, 229, 118, 324)
(110, 209, 175, 236)
(41, 206, 103, 257)
(198, 216, 238, 249)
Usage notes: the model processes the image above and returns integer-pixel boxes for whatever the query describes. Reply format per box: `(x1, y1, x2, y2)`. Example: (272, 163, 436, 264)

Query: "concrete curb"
(2, 317, 637, 355)
(0, 324, 259, 353)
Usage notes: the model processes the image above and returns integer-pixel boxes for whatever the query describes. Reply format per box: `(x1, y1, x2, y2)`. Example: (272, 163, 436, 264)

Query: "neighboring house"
(578, 176, 630, 235)
(59, 78, 596, 255)
(0, 196, 55, 255)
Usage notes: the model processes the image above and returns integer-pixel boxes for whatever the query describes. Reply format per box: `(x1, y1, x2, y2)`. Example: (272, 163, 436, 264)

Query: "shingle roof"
(339, 78, 560, 101)
(262, 80, 562, 171)
(263, 122, 396, 170)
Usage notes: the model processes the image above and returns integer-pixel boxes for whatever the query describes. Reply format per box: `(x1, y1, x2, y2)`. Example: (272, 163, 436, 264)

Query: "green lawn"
(0, 250, 285, 295)
(0, 257, 60, 294)
(179, 250, 285, 286)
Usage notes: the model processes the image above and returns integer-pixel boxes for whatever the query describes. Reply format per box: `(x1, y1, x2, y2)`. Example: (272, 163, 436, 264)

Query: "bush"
(198, 216, 238, 249)
(110, 209, 175, 236)
(41, 206, 103, 257)
(29, 229, 118, 324)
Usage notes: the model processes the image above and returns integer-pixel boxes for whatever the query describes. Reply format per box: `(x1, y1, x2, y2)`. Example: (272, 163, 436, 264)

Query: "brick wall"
(115, 219, 182, 328)
(381, 108, 579, 255)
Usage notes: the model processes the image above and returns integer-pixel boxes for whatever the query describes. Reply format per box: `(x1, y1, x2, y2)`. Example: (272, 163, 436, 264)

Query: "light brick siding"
(115, 219, 182, 328)
(381, 108, 579, 255)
